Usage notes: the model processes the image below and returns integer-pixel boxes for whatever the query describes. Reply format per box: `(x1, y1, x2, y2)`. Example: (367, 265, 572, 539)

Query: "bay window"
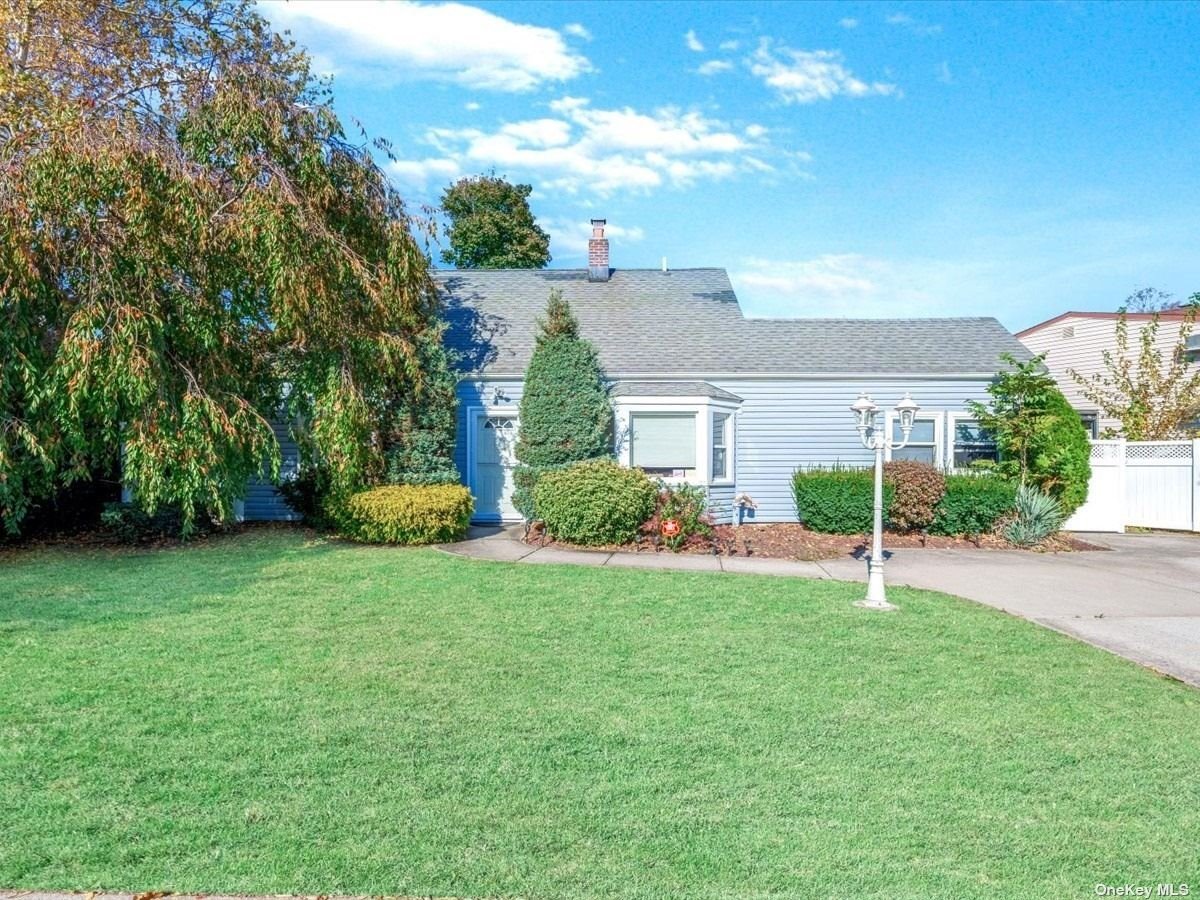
(612, 382, 741, 485)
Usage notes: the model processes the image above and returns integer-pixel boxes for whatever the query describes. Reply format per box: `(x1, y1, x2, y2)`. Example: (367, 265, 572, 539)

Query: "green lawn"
(0, 530, 1197, 899)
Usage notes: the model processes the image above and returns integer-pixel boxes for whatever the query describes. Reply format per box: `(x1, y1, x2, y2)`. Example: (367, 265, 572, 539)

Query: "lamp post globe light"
(849, 392, 921, 611)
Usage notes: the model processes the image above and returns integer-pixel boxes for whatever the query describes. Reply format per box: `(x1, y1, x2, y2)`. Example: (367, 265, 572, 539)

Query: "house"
(440, 220, 1030, 525)
(1017, 310, 1200, 437)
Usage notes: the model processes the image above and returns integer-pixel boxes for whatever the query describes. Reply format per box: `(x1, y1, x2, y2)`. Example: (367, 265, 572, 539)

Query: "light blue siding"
(242, 418, 301, 522)
(706, 483, 735, 525)
(454, 376, 995, 526)
(711, 378, 995, 522)
(455, 380, 524, 522)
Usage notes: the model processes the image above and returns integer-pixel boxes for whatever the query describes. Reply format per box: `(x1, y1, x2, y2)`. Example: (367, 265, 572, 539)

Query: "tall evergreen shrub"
(970, 354, 1092, 516)
(513, 290, 613, 517)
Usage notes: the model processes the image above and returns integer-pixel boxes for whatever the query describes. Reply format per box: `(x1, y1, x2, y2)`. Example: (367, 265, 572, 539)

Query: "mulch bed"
(526, 522, 1105, 562)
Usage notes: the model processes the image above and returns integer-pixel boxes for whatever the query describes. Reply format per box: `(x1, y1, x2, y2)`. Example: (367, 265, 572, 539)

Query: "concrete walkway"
(441, 527, 1200, 687)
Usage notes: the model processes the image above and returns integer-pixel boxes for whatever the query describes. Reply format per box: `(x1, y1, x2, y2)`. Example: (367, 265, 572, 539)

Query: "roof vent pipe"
(661, 256, 668, 273)
(588, 218, 610, 282)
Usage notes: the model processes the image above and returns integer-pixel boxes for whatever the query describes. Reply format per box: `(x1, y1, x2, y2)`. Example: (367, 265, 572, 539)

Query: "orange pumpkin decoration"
(661, 518, 682, 538)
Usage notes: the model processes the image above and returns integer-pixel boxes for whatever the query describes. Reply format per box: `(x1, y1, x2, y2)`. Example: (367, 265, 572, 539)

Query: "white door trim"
(466, 405, 520, 523)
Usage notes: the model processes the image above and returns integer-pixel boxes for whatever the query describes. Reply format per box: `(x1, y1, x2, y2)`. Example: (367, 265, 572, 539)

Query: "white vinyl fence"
(1064, 439, 1200, 533)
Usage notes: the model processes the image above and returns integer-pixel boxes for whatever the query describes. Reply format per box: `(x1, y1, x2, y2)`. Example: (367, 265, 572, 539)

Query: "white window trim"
(884, 410, 945, 468)
(711, 410, 735, 486)
(613, 395, 739, 486)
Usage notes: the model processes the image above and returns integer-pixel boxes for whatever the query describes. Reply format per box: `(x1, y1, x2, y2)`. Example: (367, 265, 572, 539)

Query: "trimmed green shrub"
(511, 465, 540, 521)
(534, 459, 657, 546)
(515, 291, 613, 472)
(1025, 387, 1092, 516)
(929, 474, 1017, 536)
(643, 482, 714, 552)
(512, 460, 576, 521)
(337, 484, 473, 544)
(1003, 484, 1065, 547)
(792, 466, 892, 534)
(883, 460, 946, 532)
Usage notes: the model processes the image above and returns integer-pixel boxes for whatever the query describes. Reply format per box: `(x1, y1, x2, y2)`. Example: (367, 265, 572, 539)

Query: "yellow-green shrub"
(337, 484, 473, 544)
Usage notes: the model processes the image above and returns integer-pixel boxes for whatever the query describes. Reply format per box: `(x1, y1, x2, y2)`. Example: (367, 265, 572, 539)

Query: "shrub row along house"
(438, 220, 1030, 525)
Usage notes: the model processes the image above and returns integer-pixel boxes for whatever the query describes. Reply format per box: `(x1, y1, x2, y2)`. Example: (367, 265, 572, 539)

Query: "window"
(630, 412, 696, 477)
(952, 419, 999, 468)
(1079, 411, 1099, 439)
(890, 417, 938, 465)
(712, 413, 730, 481)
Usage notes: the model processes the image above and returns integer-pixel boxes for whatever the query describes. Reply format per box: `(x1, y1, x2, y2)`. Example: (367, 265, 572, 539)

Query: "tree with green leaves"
(0, 0, 454, 534)
(440, 174, 551, 269)
(1070, 297, 1200, 440)
(512, 291, 612, 517)
(969, 354, 1092, 516)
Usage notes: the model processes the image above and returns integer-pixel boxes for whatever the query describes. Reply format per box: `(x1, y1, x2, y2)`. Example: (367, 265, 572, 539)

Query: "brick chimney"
(587, 218, 610, 282)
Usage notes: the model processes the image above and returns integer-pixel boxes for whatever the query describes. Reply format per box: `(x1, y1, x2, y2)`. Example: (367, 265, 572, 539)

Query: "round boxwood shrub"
(337, 484, 473, 544)
(534, 459, 657, 546)
(883, 460, 946, 532)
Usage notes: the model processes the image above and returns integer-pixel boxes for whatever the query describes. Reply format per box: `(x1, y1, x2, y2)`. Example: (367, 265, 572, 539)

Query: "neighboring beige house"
(1017, 310, 1199, 437)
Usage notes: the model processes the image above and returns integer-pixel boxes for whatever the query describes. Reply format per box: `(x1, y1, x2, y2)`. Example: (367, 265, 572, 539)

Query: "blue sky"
(258, 0, 1199, 330)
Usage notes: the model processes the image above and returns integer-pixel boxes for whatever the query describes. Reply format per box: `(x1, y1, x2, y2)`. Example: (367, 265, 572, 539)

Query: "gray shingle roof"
(609, 381, 743, 402)
(437, 268, 1029, 377)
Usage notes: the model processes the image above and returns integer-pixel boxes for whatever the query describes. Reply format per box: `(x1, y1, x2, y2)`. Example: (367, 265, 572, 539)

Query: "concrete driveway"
(821, 531, 1200, 687)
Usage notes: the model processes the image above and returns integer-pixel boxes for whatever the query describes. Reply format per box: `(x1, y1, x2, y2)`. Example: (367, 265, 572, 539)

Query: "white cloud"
(499, 117, 573, 147)
(389, 156, 464, 189)
(747, 39, 899, 104)
(719, 39, 741, 51)
(258, 0, 591, 92)
(464, 101, 481, 111)
(886, 13, 943, 36)
(839, 17, 859, 29)
(547, 218, 646, 257)
(563, 22, 592, 41)
(390, 97, 775, 196)
(696, 59, 734, 76)
(733, 254, 986, 318)
(685, 29, 705, 52)
(738, 255, 876, 299)
(937, 61, 954, 84)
